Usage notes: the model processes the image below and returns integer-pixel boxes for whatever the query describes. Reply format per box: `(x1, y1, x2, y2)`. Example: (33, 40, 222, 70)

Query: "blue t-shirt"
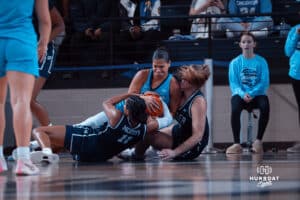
(285, 24, 300, 80)
(229, 54, 270, 98)
(229, 0, 272, 22)
(0, 0, 37, 45)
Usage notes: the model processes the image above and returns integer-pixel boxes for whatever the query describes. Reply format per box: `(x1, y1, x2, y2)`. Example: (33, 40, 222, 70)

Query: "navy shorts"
(172, 124, 209, 160)
(39, 41, 56, 78)
(64, 125, 108, 162)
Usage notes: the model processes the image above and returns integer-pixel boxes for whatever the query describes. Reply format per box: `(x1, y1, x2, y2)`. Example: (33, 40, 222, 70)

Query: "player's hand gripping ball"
(142, 91, 163, 117)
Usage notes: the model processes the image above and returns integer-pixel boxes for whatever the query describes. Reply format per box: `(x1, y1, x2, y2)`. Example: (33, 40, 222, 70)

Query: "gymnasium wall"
(32, 84, 298, 144)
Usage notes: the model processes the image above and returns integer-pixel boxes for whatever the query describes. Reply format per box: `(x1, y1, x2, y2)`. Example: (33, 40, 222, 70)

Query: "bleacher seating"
(52, 0, 299, 89)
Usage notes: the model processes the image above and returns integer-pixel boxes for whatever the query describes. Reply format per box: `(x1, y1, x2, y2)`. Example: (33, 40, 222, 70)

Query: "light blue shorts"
(0, 38, 39, 78)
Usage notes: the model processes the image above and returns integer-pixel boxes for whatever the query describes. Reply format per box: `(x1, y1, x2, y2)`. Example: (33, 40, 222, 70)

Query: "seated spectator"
(217, 0, 273, 38)
(117, 0, 164, 63)
(69, 0, 120, 66)
(226, 32, 270, 154)
(70, 0, 120, 41)
(189, 0, 226, 39)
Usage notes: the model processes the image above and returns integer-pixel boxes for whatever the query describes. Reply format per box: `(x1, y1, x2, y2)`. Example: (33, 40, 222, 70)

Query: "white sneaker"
(30, 140, 40, 151)
(145, 146, 159, 159)
(15, 159, 40, 176)
(0, 157, 8, 173)
(30, 151, 59, 164)
(117, 148, 144, 161)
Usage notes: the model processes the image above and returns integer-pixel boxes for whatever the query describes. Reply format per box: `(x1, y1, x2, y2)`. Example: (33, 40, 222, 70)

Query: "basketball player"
(77, 47, 181, 128)
(29, 93, 172, 163)
(0, 0, 51, 175)
(31, 0, 65, 127)
(131, 64, 210, 161)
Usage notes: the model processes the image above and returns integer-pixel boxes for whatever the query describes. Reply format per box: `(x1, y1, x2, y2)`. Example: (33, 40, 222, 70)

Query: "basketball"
(143, 92, 164, 117)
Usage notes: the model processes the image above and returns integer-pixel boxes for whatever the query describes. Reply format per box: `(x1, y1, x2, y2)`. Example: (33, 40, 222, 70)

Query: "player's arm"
(103, 93, 138, 127)
(128, 69, 149, 93)
(35, 0, 51, 62)
(169, 77, 181, 116)
(49, 6, 65, 41)
(146, 101, 173, 133)
(173, 97, 206, 156)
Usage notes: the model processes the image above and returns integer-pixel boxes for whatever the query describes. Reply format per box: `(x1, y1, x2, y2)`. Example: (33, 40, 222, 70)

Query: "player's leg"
(31, 125, 66, 164)
(0, 76, 8, 172)
(31, 77, 50, 126)
(31, 42, 56, 126)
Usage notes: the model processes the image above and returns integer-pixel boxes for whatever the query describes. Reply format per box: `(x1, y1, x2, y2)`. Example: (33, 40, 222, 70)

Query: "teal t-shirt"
(0, 0, 37, 45)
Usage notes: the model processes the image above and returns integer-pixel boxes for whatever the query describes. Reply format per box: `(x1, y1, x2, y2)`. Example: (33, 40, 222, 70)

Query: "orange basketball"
(143, 92, 163, 117)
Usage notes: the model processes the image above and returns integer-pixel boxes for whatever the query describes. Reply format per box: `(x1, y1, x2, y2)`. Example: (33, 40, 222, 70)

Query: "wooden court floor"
(1, 152, 299, 200)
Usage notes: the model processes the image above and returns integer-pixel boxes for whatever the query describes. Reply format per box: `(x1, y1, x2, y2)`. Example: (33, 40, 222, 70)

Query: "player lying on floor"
(28, 92, 172, 163)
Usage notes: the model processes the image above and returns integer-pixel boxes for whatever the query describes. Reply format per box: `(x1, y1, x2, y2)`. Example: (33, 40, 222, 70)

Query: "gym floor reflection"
(1, 152, 299, 200)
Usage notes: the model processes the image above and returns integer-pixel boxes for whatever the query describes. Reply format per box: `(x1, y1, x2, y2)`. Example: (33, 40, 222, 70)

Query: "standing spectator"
(285, 24, 300, 153)
(226, 32, 270, 154)
(189, 0, 226, 39)
(217, 0, 273, 38)
(31, 0, 65, 127)
(0, 0, 51, 175)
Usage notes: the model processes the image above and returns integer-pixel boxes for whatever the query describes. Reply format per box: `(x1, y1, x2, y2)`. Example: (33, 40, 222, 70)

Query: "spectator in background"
(285, 24, 300, 153)
(69, 0, 120, 66)
(70, 0, 120, 41)
(31, 1, 65, 127)
(0, 0, 51, 175)
(117, 0, 164, 63)
(189, 0, 226, 39)
(217, 0, 273, 38)
(226, 32, 270, 154)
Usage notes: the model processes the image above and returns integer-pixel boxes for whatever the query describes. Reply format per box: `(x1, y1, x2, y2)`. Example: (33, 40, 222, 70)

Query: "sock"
(0, 146, 4, 158)
(16, 146, 30, 160)
(42, 148, 53, 154)
(48, 123, 53, 126)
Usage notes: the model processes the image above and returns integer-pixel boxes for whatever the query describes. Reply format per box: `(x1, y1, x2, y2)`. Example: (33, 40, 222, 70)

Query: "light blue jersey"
(228, 0, 272, 22)
(284, 24, 300, 80)
(0, 0, 37, 45)
(229, 54, 270, 98)
(78, 70, 173, 128)
(116, 69, 172, 112)
(140, 69, 172, 105)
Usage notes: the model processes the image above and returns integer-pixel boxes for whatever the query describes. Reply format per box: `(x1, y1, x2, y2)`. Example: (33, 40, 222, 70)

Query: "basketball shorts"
(39, 41, 56, 78)
(0, 38, 38, 77)
(171, 124, 209, 160)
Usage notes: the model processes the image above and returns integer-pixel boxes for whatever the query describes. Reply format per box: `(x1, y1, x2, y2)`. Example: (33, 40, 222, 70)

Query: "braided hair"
(125, 95, 148, 124)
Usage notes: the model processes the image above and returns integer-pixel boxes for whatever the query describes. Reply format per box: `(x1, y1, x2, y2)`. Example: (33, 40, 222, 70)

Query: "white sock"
(42, 148, 53, 154)
(48, 123, 53, 126)
(16, 146, 30, 160)
(0, 146, 4, 158)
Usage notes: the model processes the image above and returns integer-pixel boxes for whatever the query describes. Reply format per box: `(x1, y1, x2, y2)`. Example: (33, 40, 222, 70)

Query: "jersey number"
(118, 135, 133, 144)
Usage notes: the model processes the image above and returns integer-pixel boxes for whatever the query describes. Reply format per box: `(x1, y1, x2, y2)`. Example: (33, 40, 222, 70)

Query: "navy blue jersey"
(65, 114, 147, 162)
(174, 90, 209, 145)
